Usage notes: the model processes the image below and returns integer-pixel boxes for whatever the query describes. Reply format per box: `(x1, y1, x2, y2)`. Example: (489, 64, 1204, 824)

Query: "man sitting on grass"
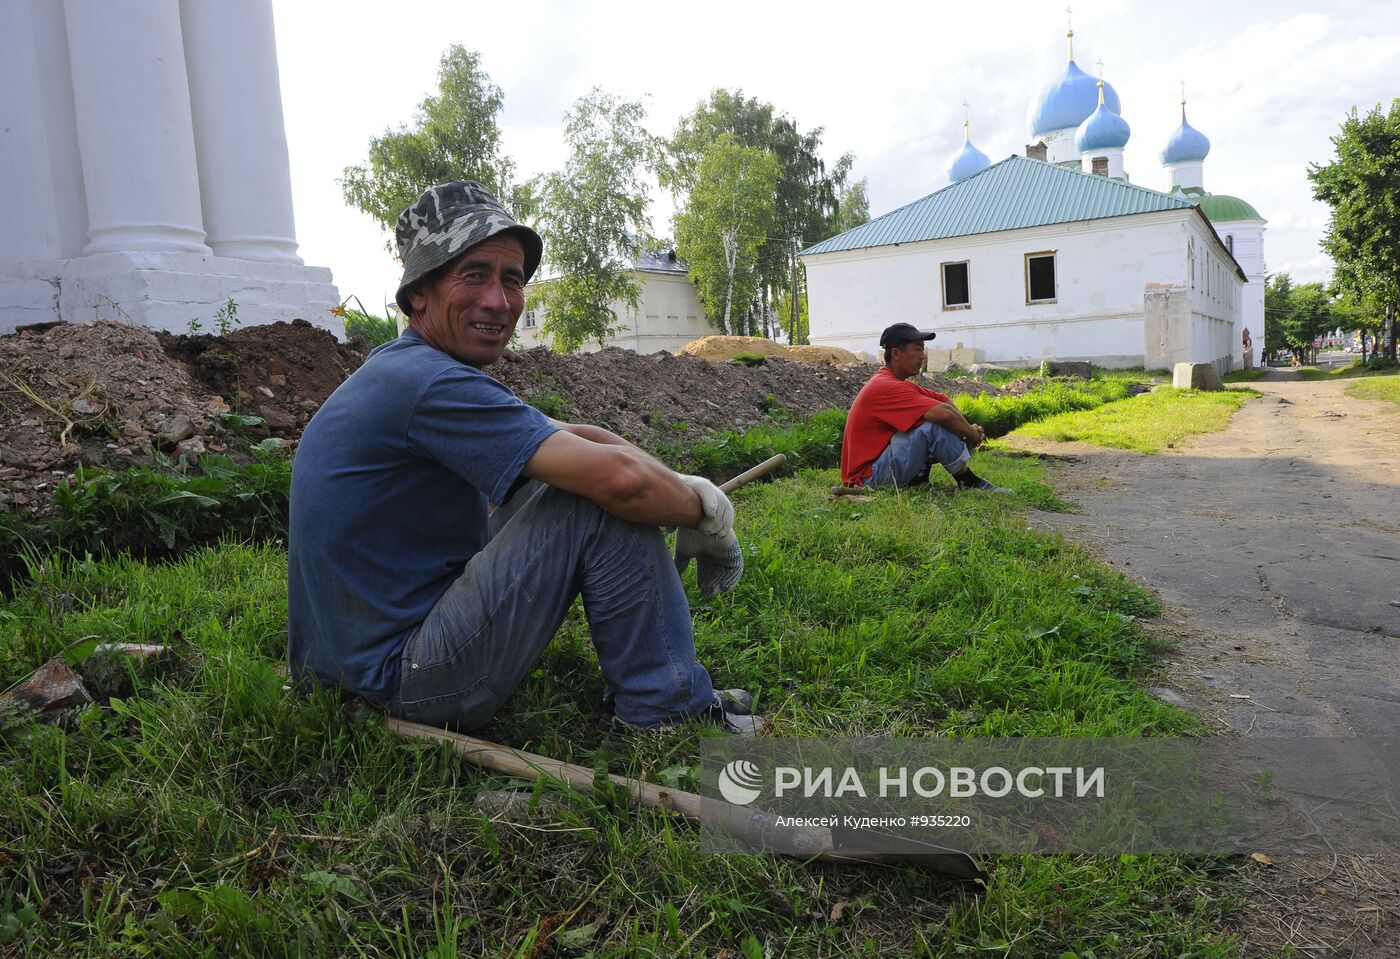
(287, 181, 757, 735)
(839, 323, 1010, 494)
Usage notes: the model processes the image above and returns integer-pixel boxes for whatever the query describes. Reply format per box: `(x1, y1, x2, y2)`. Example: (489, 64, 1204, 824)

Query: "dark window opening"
(942, 261, 970, 308)
(1091, 156, 1109, 175)
(1225, 234, 1234, 254)
(1027, 253, 1056, 303)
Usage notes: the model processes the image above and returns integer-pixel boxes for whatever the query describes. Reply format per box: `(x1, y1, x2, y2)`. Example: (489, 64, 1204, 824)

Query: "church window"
(941, 261, 970, 309)
(1188, 239, 1196, 288)
(1225, 234, 1234, 255)
(1025, 252, 1057, 304)
(524, 308, 539, 329)
(1091, 156, 1108, 176)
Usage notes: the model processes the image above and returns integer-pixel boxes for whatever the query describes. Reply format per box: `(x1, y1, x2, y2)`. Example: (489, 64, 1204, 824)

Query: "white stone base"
(0, 252, 343, 337)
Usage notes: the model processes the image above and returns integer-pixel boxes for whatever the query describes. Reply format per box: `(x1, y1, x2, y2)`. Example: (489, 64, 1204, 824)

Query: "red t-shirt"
(840, 367, 951, 485)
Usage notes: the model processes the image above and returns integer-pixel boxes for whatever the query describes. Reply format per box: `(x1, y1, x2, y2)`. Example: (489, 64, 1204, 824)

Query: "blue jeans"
(866, 422, 971, 489)
(387, 482, 716, 729)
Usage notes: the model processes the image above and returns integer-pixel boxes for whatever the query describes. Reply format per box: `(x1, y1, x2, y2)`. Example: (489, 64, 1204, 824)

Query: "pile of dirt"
(488, 346, 971, 454)
(676, 335, 869, 366)
(1, 320, 992, 516)
(0, 320, 366, 513)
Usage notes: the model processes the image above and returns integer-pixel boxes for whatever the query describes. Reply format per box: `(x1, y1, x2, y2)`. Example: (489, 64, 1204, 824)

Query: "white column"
(180, 0, 303, 263)
(1165, 161, 1204, 193)
(0, 0, 62, 262)
(64, 0, 211, 255)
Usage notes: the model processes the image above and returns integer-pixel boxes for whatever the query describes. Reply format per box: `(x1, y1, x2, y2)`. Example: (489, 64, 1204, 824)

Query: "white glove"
(674, 475, 742, 595)
(677, 474, 734, 536)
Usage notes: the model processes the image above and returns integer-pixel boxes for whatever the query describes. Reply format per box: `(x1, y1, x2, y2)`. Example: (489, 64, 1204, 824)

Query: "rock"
(1147, 685, 1187, 707)
(157, 415, 197, 446)
(256, 405, 296, 431)
(0, 657, 92, 721)
(71, 398, 103, 415)
(58, 343, 78, 360)
(1039, 360, 1093, 379)
(255, 386, 275, 399)
(175, 438, 206, 457)
(20, 419, 40, 428)
(119, 422, 149, 441)
(1171, 362, 1224, 391)
(0, 445, 27, 468)
(268, 374, 287, 388)
(968, 363, 1012, 375)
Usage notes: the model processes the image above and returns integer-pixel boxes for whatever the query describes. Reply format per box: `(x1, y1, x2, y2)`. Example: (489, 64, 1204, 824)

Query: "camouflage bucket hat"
(394, 180, 543, 315)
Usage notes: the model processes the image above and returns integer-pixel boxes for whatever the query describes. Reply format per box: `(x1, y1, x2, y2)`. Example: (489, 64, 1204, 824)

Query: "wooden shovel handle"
(718, 454, 787, 493)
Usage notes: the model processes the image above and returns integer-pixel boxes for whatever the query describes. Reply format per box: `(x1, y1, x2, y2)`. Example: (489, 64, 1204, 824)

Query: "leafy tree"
(833, 177, 871, 235)
(530, 89, 652, 352)
(662, 89, 854, 333)
(1308, 99, 1400, 361)
(340, 47, 522, 243)
(674, 137, 781, 335)
(1266, 272, 1335, 361)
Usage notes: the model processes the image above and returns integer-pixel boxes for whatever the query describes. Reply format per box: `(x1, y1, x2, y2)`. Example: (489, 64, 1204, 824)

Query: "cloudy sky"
(271, 0, 1400, 313)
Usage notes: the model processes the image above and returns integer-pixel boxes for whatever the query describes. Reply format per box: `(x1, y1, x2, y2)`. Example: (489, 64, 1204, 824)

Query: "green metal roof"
(801, 155, 1196, 256)
(1195, 193, 1263, 223)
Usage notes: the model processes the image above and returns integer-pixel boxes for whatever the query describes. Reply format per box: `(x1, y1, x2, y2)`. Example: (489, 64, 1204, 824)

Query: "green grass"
(1291, 358, 1397, 380)
(1221, 368, 1269, 383)
(1346, 373, 1400, 406)
(954, 379, 1136, 438)
(1013, 388, 1253, 453)
(0, 452, 1241, 957)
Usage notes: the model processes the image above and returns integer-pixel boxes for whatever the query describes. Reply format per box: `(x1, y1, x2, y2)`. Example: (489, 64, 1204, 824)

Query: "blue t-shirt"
(287, 329, 558, 701)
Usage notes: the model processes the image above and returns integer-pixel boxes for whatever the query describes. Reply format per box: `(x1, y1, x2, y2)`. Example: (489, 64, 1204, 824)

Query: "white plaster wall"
(1216, 220, 1267, 359)
(517, 272, 710, 354)
(804, 210, 1199, 367)
(1184, 214, 1245, 370)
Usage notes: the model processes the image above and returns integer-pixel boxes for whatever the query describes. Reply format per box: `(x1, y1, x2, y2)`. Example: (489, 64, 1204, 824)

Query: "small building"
(801, 28, 1264, 373)
(518, 248, 711, 354)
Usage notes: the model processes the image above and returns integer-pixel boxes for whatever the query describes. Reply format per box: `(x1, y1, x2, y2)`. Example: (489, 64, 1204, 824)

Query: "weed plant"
(0, 453, 1238, 956)
(335, 297, 399, 347)
(2, 444, 291, 588)
(1015, 389, 1251, 453)
(689, 408, 846, 480)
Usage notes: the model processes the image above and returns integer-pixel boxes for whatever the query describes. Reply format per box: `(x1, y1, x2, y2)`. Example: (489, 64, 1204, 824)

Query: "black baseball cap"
(879, 323, 937, 349)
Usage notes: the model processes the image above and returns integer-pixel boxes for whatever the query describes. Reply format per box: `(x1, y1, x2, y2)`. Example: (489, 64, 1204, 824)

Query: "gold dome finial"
(962, 100, 971, 140)
(1066, 5, 1075, 60)
(1180, 80, 1187, 121)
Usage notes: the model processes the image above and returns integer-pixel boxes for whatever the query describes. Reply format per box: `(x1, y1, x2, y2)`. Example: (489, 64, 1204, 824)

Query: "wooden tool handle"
(718, 454, 787, 493)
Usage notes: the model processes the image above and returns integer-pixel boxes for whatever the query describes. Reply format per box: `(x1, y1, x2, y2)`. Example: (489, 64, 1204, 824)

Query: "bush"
(335, 296, 399, 347)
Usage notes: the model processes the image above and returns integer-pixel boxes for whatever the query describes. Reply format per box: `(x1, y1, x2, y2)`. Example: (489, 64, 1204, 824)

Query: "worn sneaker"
(960, 476, 1013, 494)
(605, 692, 762, 737)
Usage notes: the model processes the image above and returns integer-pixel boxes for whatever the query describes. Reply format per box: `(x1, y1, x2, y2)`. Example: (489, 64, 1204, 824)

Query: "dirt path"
(1012, 371, 1400, 956)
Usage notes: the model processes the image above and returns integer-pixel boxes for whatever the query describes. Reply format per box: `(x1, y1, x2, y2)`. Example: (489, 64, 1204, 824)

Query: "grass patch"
(688, 408, 845, 480)
(0, 453, 1240, 957)
(1346, 374, 1400, 406)
(955, 379, 1136, 438)
(1014, 388, 1253, 453)
(1292, 358, 1398, 380)
(1222, 368, 1269, 383)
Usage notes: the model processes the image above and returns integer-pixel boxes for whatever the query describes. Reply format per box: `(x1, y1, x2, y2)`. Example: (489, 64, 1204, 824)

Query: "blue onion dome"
(1075, 81, 1130, 151)
(1029, 59, 1122, 136)
(948, 125, 991, 183)
(1162, 103, 1211, 163)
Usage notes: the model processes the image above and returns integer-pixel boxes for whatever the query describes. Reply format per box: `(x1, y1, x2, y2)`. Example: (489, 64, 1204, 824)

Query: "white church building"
(0, 0, 340, 335)
(518, 247, 711, 354)
(801, 32, 1266, 373)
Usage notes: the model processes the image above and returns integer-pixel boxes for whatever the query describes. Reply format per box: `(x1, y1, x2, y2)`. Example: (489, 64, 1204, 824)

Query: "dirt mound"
(1, 320, 987, 515)
(676, 335, 863, 367)
(0, 320, 365, 513)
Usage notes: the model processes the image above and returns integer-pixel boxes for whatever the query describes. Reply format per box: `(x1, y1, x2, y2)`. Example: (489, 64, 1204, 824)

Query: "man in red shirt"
(840, 323, 1010, 493)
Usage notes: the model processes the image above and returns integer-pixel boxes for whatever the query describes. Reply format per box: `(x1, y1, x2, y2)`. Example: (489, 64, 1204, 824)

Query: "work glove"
(674, 475, 744, 595)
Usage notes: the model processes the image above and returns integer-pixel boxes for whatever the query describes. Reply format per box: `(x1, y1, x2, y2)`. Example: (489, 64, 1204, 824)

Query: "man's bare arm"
(547, 419, 636, 448)
(922, 402, 985, 448)
(522, 430, 703, 527)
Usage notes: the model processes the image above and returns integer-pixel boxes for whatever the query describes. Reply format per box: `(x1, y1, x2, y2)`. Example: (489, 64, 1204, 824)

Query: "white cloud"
(273, 0, 1400, 308)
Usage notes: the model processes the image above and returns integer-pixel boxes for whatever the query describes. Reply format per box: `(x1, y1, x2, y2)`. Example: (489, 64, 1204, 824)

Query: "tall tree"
(832, 177, 871, 236)
(661, 89, 853, 332)
(340, 47, 522, 243)
(1308, 99, 1400, 361)
(674, 136, 780, 335)
(1266, 272, 1335, 362)
(530, 89, 653, 352)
